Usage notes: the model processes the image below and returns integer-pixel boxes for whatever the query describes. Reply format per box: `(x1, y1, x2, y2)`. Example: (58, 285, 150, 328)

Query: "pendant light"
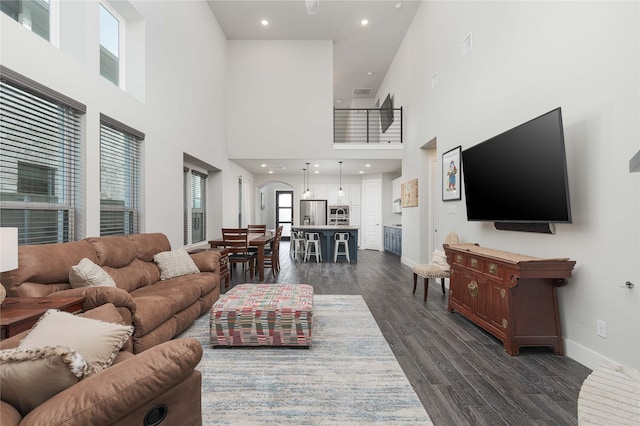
(337, 161, 344, 200)
(302, 167, 308, 199)
(304, 162, 312, 198)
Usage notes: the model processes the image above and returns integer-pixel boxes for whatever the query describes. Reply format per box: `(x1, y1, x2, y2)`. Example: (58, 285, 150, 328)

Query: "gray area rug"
(178, 294, 433, 425)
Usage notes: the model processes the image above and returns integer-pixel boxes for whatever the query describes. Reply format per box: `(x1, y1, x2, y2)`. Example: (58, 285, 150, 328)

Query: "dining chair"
(263, 225, 283, 277)
(412, 231, 459, 302)
(247, 224, 267, 252)
(221, 228, 257, 280)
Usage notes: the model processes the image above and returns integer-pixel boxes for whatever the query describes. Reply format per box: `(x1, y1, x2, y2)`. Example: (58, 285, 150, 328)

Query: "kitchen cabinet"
(444, 243, 575, 355)
(383, 226, 401, 256)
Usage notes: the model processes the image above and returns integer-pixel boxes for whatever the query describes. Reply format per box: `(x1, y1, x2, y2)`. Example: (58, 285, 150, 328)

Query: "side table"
(1, 296, 85, 339)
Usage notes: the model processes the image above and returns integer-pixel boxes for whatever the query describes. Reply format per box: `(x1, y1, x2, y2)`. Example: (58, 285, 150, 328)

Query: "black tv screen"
(380, 93, 394, 133)
(461, 107, 571, 224)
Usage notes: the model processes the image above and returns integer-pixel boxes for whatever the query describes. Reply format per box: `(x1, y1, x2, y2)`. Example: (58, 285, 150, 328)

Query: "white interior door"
(363, 179, 381, 250)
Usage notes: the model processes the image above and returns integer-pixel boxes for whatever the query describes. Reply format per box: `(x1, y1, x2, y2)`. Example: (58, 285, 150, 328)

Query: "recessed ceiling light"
(365, 164, 371, 167)
(261, 164, 267, 167)
(261, 19, 269, 26)
(359, 171, 364, 174)
(268, 170, 274, 174)
(314, 170, 319, 174)
(361, 19, 369, 26)
(367, 71, 373, 76)
(314, 164, 319, 168)
(395, 3, 403, 10)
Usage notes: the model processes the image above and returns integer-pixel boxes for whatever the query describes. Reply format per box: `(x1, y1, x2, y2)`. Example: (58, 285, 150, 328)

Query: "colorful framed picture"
(442, 146, 462, 201)
(401, 178, 418, 207)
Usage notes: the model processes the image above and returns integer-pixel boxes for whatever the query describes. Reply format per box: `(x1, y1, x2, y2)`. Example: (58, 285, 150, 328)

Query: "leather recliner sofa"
(1, 232, 220, 353)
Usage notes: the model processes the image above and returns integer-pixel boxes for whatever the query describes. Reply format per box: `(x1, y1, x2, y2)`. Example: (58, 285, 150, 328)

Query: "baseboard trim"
(564, 338, 617, 370)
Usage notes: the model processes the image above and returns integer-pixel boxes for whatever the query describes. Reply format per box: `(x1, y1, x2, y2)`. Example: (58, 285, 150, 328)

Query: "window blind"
(99, 119, 142, 236)
(183, 166, 189, 245)
(191, 170, 206, 243)
(0, 76, 82, 245)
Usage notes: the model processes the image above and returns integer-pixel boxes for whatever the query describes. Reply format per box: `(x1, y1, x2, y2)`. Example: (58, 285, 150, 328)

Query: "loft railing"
(333, 107, 402, 145)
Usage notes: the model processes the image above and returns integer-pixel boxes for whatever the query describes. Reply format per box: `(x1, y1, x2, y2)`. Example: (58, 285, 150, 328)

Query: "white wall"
(227, 40, 334, 159)
(0, 1, 232, 248)
(380, 1, 640, 369)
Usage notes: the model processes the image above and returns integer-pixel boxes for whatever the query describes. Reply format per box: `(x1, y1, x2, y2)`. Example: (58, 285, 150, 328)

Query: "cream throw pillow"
(69, 258, 117, 288)
(0, 346, 86, 416)
(154, 249, 200, 280)
(431, 249, 450, 271)
(18, 309, 133, 377)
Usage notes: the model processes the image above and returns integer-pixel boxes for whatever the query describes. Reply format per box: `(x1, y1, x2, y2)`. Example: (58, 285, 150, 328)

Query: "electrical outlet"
(596, 319, 607, 338)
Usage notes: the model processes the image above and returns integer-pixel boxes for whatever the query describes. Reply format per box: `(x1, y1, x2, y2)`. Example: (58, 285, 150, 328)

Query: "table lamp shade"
(0, 227, 18, 272)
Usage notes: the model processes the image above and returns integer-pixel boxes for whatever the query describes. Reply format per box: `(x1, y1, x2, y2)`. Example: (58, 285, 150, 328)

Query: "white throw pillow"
(0, 346, 86, 416)
(18, 309, 133, 377)
(69, 258, 117, 288)
(153, 249, 200, 280)
(431, 249, 450, 271)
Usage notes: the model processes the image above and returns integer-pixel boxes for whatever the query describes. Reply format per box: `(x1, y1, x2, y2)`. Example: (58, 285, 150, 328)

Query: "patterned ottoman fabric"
(210, 284, 313, 347)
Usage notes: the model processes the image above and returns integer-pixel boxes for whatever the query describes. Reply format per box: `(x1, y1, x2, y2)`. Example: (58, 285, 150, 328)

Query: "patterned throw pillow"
(153, 249, 200, 280)
(0, 346, 86, 416)
(69, 258, 117, 288)
(18, 309, 133, 377)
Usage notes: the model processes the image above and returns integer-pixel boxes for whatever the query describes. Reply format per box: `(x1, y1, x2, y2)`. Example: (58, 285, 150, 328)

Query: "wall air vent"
(353, 88, 372, 96)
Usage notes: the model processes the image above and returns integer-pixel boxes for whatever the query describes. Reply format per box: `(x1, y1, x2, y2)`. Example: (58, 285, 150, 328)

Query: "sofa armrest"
(48, 286, 136, 317)
(19, 338, 203, 426)
(190, 251, 220, 274)
(1, 401, 22, 426)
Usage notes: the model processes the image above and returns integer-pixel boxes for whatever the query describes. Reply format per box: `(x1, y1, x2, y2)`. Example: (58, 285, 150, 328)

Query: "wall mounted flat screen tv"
(461, 107, 571, 227)
(380, 93, 394, 134)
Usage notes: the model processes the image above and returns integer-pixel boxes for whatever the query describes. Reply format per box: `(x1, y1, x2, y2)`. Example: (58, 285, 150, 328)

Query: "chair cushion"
(412, 263, 450, 278)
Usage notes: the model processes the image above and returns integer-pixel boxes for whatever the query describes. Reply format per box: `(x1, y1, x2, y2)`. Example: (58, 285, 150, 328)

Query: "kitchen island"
(292, 225, 359, 263)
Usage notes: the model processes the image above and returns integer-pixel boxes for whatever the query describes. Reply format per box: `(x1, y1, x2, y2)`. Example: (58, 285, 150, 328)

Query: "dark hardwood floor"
(224, 242, 591, 425)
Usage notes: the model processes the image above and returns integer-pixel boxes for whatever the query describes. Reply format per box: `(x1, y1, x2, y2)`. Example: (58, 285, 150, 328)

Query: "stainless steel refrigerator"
(300, 200, 328, 226)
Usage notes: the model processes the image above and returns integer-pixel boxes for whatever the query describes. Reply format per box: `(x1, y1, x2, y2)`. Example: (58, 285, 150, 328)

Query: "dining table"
(208, 233, 276, 282)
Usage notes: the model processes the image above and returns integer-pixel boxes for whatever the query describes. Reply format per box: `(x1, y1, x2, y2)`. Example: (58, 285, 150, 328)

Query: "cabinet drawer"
(484, 261, 504, 280)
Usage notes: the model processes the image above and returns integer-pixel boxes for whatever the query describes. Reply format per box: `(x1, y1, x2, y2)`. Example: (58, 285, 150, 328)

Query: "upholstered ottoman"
(210, 284, 313, 347)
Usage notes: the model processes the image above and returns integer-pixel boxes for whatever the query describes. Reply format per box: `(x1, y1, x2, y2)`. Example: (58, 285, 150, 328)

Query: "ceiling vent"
(353, 88, 372, 96)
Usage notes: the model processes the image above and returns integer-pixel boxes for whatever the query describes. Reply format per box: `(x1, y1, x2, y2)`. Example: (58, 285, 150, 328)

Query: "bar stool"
(290, 230, 306, 261)
(333, 232, 350, 262)
(304, 232, 322, 263)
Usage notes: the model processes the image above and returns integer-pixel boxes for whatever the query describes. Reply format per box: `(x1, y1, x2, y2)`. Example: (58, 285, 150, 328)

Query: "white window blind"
(99, 116, 142, 236)
(0, 70, 83, 245)
(183, 166, 207, 245)
(191, 170, 206, 243)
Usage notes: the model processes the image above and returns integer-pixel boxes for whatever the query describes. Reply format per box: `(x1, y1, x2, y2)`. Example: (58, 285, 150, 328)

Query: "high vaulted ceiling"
(206, 0, 419, 176)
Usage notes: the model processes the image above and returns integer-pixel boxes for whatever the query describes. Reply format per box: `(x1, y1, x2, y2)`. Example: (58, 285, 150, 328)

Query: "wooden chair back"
(221, 228, 251, 256)
(247, 224, 267, 235)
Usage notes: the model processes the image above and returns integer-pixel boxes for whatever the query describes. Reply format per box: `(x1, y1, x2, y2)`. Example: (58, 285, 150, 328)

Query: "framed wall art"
(442, 146, 462, 201)
(401, 178, 418, 207)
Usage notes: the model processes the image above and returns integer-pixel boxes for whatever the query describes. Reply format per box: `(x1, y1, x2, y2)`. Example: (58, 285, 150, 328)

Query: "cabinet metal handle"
(470, 258, 478, 268)
(468, 280, 478, 298)
(488, 263, 498, 274)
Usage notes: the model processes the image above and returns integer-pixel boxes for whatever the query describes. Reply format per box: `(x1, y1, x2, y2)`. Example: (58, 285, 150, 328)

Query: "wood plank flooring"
(224, 242, 591, 425)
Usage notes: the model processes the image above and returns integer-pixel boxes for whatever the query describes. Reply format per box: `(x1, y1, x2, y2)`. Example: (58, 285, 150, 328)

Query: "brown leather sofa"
(0, 304, 203, 425)
(1, 233, 220, 353)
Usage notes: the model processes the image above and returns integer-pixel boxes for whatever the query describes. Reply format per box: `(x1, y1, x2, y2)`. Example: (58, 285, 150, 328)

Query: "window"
(0, 68, 84, 245)
(183, 166, 207, 245)
(99, 3, 124, 87)
(99, 115, 143, 236)
(1, 0, 52, 41)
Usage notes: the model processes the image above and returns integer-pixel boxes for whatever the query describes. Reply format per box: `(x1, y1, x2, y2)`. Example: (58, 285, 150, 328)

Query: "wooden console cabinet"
(444, 243, 575, 355)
